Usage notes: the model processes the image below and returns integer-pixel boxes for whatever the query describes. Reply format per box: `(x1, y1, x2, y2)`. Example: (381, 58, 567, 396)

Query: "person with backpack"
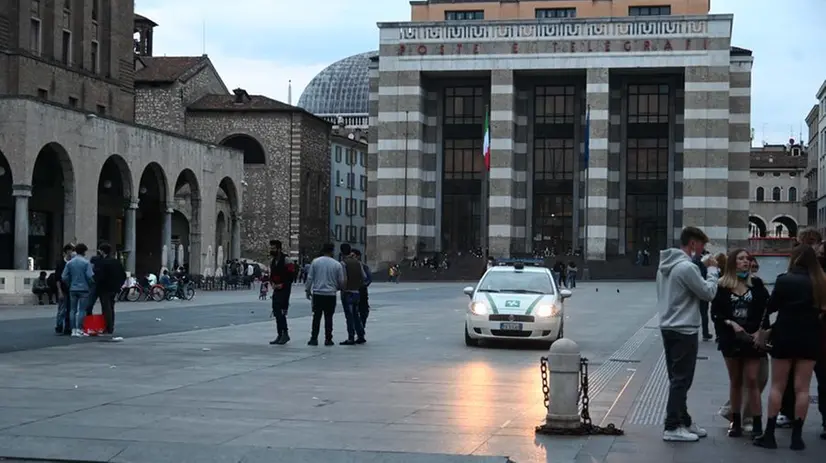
(93, 243, 127, 335)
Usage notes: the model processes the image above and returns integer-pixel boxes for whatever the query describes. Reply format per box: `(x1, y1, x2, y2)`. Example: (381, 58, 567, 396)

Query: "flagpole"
(482, 104, 490, 258)
(583, 105, 590, 279)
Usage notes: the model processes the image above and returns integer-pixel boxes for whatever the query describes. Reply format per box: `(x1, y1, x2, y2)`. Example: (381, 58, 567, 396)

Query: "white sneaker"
(777, 414, 792, 428)
(70, 329, 80, 337)
(718, 406, 732, 421)
(687, 423, 707, 438)
(663, 427, 699, 442)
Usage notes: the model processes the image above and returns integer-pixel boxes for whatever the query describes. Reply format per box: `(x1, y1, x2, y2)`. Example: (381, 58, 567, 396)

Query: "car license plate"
(500, 322, 522, 331)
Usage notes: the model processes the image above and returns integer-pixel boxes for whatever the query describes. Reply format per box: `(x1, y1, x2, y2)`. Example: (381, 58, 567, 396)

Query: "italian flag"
(482, 110, 491, 170)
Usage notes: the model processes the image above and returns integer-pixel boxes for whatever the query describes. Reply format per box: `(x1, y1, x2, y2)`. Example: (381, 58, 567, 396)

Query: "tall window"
(536, 8, 576, 18)
(61, 31, 72, 65)
(772, 187, 781, 201)
(533, 85, 576, 253)
(92, 0, 99, 21)
(789, 187, 797, 202)
(29, 13, 42, 55)
(442, 137, 484, 251)
(335, 196, 342, 215)
(335, 146, 342, 163)
(445, 10, 484, 20)
(91, 41, 99, 73)
(625, 83, 670, 253)
(445, 87, 484, 125)
(629, 5, 671, 16)
(756, 187, 764, 201)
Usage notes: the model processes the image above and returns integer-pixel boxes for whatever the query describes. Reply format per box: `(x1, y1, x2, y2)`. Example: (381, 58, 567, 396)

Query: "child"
(259, 274, 269, 300)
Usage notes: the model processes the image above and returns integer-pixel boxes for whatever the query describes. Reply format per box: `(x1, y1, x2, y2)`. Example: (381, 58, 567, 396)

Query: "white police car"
(463, 261, 571, 347)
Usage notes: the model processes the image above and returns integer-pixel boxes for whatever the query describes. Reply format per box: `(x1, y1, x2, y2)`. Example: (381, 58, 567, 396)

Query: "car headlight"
(470, 301, 488, 315)
(535, 304, 561, 317)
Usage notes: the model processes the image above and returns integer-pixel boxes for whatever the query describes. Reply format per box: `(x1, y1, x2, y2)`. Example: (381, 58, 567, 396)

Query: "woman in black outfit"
(711, 248, 769, 437)
(754, 244, 826, 450)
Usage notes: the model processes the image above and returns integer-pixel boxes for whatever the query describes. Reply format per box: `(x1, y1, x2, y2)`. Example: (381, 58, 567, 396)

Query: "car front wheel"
(464, 324, 479, 347)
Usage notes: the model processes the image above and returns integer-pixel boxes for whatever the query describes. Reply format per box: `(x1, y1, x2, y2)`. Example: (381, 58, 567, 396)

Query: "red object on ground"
(83, 314, 105, 336)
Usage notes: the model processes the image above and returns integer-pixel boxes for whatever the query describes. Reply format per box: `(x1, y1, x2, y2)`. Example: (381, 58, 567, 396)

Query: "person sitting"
(32, 271, 52, 305)
(159, 270, 176, 291)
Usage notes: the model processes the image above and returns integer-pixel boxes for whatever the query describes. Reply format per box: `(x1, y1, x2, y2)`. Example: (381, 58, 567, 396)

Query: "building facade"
(0, 0, 244, 303)
(367, 0, 752, 265)
(804, 103, 818, 230)
(329, 133, 368, 254)
(748, 143, 806, 238)
(815, 81, 826, 235)
(132, 19, 332, 263)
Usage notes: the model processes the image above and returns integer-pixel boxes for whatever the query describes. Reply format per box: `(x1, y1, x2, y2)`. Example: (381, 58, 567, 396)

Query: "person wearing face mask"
(711, 249, 770, 438)
(268, 240, 296, 345)
(656, 226, 720, 442)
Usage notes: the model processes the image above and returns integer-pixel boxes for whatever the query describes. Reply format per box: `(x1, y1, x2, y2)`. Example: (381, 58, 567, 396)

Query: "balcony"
(319, 114, 368, 129)
(802, 189, 817, 204)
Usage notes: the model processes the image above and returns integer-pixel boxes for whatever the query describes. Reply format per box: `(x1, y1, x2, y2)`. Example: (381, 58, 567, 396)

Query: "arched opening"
(0, 152, 13, 269)
(771, 215, 798, 238)
(217, 177, 240, 264)
(755, 187, 764, 202)
(220, 134, 266, 165)
(788, 187, 797, 202)
(135, 163, 167, 276)
(748, 215, 767, 238)
(771, 187, 781, 202)
(97, 155, 132, 257)
(31, 143, 75, 269)
(172, 169, 200, 272)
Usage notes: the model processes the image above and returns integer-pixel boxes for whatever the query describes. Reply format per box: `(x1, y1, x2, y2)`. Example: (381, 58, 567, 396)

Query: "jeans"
(341, 291, 365, 340)
(552, 272, 561, 287)
(99, 291, 115, 333)
(86, 284, 97, 316)
(661, 329, 698, 431)
(358, 287, 369, 327)
(55, 296, 69, 333)
(69, 291, 89, 331)
(310, 294, 336, 341)
(272, 290, 290, 335)
(566, 273, 576, 288)
(699, 302, 711, 339)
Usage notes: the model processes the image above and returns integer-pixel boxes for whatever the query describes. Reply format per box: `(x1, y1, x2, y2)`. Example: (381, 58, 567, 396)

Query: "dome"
(298, 51, 377, 116)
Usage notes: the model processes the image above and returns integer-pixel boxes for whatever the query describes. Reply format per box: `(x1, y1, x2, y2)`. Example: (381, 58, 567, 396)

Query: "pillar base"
(537, 415, 581, 431)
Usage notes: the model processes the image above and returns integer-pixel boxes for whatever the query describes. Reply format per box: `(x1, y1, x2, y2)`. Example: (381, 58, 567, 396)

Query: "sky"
(139, 0, 826, 146)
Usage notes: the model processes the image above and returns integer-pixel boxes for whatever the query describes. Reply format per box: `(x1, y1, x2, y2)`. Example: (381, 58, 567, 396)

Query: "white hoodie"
(656, 248, 719, 335)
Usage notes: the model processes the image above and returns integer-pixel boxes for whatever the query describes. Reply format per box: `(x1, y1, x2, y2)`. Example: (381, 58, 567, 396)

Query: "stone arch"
(218, 176, 240, 214)
(220, 134, 266, 165)
(30, 142, 76, 269)
(98, 155, 133, 198)
(748, 215, 767, 238)
(0, 150, 13, 269)
(218, 176, 240, 261)
(135, 162, 169, 275)
(755, 186, 764, 201)
(770, 215, 798, 238)
(172, 168, 202, 272)
(97, 154, 134, 254)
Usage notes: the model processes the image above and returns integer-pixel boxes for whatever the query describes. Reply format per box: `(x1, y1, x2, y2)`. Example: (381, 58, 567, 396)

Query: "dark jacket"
(55, 258, 69, 293)
(93, 256, 127, 293)
(711, 278, 770, 348)
(765, 267, 821, 329)
(270, 253, 295, 292)
(342, 257, 365, 292)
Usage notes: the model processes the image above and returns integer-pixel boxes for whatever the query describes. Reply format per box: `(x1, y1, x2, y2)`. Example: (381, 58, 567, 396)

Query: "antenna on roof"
(202, 19, 206, 55)
(288, 80, 292, 105)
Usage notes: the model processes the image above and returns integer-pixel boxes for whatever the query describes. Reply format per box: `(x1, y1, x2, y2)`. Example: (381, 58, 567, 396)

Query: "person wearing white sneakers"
(60, 243, 94, 338)
(656, 227, 720, 442)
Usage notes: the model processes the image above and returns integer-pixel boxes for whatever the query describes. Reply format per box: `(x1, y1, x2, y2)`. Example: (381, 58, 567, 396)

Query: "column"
(374, 70, 425, 263)
(231, 214, 241, 260)
(682, 66, 730, 244)
(728, 57, 754, 249)
(162, 205, 172, 269)
(488, 70, 518, 258)
(124, 198, 138, 273)
(584, 69, 610, 261)
(12, 185, 31, 270)
(189, 198, 202, 274)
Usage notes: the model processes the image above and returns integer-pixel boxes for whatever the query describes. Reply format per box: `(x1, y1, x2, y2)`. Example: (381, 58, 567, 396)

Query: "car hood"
(475, 292, 553, 315)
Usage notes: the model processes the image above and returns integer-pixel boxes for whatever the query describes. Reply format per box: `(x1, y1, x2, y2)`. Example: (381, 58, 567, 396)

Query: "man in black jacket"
(269, 240, 296, 345)
(93, 243, 127, 334)
(54, 243, 75, 335)
(692, 250, 713, 341)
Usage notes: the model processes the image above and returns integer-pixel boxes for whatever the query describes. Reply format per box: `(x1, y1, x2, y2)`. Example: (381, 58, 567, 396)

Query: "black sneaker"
(355, 337, 366, 344)
(269, 335, 283, 345)
(340, 339, 356, 346)
(324, 339, 334, 346)
(277, 334, 290, 345)
(307, 338, 318, 346)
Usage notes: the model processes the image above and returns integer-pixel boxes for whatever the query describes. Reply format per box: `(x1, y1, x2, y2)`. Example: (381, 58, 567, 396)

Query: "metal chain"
(536, 356, 624, 436)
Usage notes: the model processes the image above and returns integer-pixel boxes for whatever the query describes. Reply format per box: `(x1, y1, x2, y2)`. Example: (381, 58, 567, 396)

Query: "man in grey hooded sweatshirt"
(657, 226, 720, 443)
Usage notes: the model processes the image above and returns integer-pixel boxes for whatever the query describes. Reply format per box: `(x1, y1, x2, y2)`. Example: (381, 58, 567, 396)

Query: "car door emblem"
(508, 314, 515, 321)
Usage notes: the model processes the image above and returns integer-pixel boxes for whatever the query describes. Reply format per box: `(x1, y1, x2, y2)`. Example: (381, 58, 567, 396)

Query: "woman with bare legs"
(754, 244, 826, 450)
(711, 249, 769, 437)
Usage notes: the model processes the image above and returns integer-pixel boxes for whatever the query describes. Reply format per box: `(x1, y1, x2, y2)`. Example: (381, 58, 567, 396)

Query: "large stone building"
(0, 0, 244, 303)
(132, 15, 332, 263)
(367, 0, 753, 266)
(329, 133, 368, 253)
(748, 143, 806, 238)
(804, 102, 818, 231)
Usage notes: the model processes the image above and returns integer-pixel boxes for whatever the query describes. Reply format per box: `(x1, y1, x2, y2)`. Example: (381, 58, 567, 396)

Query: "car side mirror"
(560, 289, 572, 299)
(463, 286, 474, 297)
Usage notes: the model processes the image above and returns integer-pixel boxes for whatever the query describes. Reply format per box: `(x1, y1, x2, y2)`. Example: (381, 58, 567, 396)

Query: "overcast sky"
(138, 0, 825, 145)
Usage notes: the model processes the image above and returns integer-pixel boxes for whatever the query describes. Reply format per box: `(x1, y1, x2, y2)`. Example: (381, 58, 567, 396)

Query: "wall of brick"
(297, 115, 332, 257)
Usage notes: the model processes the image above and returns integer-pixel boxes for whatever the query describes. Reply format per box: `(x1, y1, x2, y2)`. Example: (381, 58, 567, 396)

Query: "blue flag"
(583, 106, 590, 166)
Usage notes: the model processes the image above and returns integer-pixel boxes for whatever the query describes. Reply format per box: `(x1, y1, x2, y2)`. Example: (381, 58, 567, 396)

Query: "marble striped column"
(672, 85, 685, 245)
(488, 70, 518, 257)
(420, 90, 439, 252)
(606, 82, 621, 255)
(681, 66, 731, 244)
(513, 89, 529, 254)
(585, 68, 610, 261)
(728, 54, 754, 249)
(374, 70, 428, 263)
(366, 58, 379, 262)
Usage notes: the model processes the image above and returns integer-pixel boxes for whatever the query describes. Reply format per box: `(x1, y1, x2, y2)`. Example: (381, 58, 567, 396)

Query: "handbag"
(752, 303, 772, 352)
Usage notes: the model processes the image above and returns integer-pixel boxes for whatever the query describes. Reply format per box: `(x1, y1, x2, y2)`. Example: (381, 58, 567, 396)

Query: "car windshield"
(477, 271, 554, 294)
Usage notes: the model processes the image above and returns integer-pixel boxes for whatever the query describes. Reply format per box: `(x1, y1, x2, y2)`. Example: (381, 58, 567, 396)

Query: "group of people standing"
(53, 242, 126, 337)
(265, 240, 372, 346)
(657, 226, 825, 451)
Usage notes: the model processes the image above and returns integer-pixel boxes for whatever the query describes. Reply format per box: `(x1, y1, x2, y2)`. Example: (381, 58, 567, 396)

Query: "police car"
(463, 260, 571, 347)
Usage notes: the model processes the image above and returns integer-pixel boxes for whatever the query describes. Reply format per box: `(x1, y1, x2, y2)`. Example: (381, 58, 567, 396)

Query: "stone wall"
(298, 115, 332, 257)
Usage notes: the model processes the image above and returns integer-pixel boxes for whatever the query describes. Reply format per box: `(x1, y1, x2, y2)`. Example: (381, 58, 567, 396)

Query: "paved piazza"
(0, 283, 823, 463)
